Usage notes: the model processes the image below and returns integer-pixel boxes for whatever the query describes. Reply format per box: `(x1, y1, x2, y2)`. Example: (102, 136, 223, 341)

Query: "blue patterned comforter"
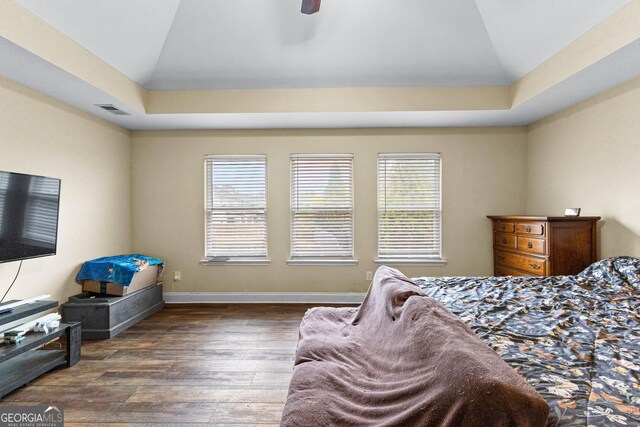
(76, 254, 164, 287)
(415, 257, 640, 426)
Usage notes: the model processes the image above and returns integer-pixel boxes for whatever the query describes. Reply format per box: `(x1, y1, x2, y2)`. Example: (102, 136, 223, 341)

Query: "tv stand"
(0, 299, 80, 397)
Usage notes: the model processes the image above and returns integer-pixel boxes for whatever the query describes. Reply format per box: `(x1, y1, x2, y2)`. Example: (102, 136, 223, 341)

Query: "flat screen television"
(0, 170, 61, 264)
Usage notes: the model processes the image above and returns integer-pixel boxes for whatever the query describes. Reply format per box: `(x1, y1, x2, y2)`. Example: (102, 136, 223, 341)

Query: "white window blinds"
(205, 155, 267, 259)
(291, 154, 354, 258)
(377, 153, 441, 260)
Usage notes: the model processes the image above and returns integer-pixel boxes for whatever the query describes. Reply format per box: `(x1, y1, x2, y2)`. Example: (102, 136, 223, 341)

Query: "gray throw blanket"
(281, 266, 549, 426)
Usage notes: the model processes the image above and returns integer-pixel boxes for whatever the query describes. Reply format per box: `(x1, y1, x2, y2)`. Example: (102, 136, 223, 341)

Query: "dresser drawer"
(494, 233, 516, 249)
(495, 265, 531, 277)
(494, 222, 515, 233)
(516, 222, 544, 236)
(517, 237, 545, 255)
(494, 250, 546, 275)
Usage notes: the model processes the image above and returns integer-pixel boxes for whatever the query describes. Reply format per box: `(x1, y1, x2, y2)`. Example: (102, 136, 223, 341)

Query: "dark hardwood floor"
(0, 304, 326, 426)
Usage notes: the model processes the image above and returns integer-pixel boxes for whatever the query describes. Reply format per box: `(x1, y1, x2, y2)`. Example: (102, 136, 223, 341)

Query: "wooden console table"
(0, 299, 80, 397)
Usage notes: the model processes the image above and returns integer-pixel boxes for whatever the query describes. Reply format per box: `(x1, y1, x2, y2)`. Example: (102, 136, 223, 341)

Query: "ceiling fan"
(301, 0, 321, 14)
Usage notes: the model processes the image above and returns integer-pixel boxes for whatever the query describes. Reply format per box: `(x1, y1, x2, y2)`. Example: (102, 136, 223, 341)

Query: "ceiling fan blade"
(301, 0, 321, 14)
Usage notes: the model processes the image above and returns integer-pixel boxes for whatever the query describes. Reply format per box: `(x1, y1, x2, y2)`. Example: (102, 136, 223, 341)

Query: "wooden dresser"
(487, 215, 600, 276)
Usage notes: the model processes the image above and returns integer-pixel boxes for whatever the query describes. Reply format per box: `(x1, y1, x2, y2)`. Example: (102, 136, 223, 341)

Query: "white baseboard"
(163, 292, 366, 304)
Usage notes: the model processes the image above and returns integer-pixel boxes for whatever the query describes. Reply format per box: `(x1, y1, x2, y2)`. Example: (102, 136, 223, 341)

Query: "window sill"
(200, 258, 271, 266)
(375, 258, 447, 266)
(287, 259, 358, 266)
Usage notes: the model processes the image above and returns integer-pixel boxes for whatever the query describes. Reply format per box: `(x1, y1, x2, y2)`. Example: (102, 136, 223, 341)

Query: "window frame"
(201, 154, 270, 266)
(287, 153, 357, 266)
(375, 152, 446, 266)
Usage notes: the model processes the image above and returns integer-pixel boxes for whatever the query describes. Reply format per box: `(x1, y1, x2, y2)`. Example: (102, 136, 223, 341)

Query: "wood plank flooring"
(0, 304, 331, 426)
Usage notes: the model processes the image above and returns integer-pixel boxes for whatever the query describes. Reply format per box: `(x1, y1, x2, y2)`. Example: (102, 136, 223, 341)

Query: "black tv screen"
(0, 170, 61, 264)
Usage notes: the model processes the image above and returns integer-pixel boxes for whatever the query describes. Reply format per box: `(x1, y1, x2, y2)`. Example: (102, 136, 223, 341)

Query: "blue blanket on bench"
(76, 254, 164, 287)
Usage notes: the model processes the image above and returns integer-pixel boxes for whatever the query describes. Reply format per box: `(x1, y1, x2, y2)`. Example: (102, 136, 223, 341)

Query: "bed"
(282, 257, 640, 426)
(415, 256, 640, 426)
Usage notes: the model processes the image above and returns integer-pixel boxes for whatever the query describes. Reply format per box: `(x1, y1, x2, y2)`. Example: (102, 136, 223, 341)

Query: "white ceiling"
(16, 0, 181, 84)
(4, 32, 640, 131)
(475, 0, 631, 80)
(3, 0, 639, 130)
(147, 0, 510, 89)
(16, 0, 630, 90)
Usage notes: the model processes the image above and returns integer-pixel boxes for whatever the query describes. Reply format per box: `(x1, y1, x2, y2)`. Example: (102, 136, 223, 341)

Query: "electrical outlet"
(174, 271, 181, 281)
(365, 271, 373, 281)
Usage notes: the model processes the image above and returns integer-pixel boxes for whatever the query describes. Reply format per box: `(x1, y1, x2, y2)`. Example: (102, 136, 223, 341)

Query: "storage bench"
(61, 283, 164, 340)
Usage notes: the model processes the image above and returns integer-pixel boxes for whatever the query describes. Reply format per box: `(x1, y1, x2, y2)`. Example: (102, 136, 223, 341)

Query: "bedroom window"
(376, 153, 444, 265)
(288, 154, 356, 265)
(202, 155, 269, 265)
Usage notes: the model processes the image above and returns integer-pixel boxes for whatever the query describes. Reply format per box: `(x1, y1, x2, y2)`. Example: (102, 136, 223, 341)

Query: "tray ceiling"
(2, 0, 639, 130)
(16, 0, 629, 89)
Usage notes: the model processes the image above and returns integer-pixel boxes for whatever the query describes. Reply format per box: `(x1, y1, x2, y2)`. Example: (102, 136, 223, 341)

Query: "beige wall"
(526, 77, 640, 258)
(131, 128, 527, 293)
(4, 66, 639, 299)
(7, 67, 640, 298)
(0, 77, 132, 303)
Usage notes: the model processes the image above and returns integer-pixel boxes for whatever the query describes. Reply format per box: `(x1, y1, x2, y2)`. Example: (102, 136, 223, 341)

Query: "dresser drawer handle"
(500, 225, 506, 230)
(529, 263, 541, 270)
(527, 242, 533, 249)
(497, 255, 505, 260)
(525, 226, 532, 233)
(502, 239, 507, 244)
